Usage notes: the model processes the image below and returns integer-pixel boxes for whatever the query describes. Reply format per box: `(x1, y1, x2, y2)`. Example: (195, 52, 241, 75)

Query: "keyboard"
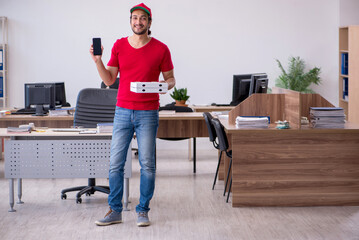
(52, 128, 88, 132)
(11, 108, 37, 115)
(212, 104, 231, 107)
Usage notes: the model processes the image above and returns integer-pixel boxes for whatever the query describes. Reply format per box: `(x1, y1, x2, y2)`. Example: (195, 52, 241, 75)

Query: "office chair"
(61, 88, 117, 203)
(101, 77, 120, 89)
(158, 104, 197, 173)
(211, 118, 233, 203)
(202, 112, 221, 190)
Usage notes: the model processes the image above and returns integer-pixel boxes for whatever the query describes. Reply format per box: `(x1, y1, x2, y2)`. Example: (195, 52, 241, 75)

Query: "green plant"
(275, 57, 321, 93)
(170, 87, 190, 101)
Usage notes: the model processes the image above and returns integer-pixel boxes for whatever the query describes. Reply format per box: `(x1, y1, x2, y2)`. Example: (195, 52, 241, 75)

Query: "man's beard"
(132, 25, 148, 35)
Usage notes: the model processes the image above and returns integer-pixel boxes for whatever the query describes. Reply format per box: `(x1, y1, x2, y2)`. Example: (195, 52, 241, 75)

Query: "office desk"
(1, 129, 132, 212)
(157, 112, 208, 138)
(158, 112, 208, 173)
(0, 107, 231, 128)
(1, 113, 209, 211)
(220, 119, 359, 207)
(0, 112, 209, 173)
(0, 113, 208, 138)
(0, 115, 74, 128)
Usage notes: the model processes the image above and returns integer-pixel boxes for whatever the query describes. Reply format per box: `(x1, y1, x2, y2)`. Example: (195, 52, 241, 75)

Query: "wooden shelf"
(339, 26, 359, 124)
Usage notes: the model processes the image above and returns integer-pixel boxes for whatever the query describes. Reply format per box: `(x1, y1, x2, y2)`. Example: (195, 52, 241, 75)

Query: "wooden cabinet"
(339, 26, 359, 124)
(0, 17, 8, 108)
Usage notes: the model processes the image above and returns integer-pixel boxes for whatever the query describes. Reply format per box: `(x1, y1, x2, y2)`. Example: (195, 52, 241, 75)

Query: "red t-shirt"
(107, 37, 174, 110)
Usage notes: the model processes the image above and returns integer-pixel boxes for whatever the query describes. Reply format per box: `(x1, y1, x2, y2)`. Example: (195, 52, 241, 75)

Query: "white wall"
(0, 0, 340, 109)
(340, 0, 359, 26)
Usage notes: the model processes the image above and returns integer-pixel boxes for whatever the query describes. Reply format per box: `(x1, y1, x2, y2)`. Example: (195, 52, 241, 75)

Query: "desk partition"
(228, 87, 334, 128)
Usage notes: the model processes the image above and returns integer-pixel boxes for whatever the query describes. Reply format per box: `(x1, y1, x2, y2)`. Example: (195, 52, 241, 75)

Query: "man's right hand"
(90, 44, 118, 86)
(89, 44, 104, 63)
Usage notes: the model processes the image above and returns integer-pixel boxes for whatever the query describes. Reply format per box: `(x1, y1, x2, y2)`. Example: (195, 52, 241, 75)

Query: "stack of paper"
(130, 82, 168, 93)
(97, 123, 113, 133)
(309, 107, 345, 128)
(7, 125, 31, 133)
(235, 116, 269, 129)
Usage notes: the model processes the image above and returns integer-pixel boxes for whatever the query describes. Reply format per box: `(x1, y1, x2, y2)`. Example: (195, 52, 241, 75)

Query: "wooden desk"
(0, 115, 74, 128)
(1, 112, 210, 211)
(157, 112, 208, 173)
(157, 112, 208, 138)
(0, 112, 209, 173)
(191, 105, 235, 113)
(221, 119, 359, 207)
(0, 113, 209, 138)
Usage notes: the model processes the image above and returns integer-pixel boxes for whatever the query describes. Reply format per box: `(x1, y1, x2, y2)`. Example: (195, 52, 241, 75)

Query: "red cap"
(130, 3, 152, 18)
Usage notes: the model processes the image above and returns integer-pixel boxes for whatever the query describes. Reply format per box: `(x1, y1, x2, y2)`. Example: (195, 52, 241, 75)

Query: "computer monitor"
(230, 73, 267, 106)
(249, 74, 268, 96)
(24, 83, 56, 115)
(230, 74, 252, 106)
(54, 82, 70, 107)
(254, 78, 268, 94)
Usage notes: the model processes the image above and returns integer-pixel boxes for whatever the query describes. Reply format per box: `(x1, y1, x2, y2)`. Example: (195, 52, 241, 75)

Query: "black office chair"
(61, 88, 117, 203)
(211, 118, 233, 203)
(158, 104, 197, 173)
(101, 78, 120, 89)
(203, 112, 221, 190)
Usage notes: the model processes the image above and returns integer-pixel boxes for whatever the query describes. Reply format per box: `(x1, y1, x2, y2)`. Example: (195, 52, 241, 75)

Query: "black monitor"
(230, 74, 252, 106)
(54, 82, 70, 107)
(230, 73, 266, 106)
(25, 83, 56, 115)
(254, 78, 268, 94)
(249, 74, 268, 96)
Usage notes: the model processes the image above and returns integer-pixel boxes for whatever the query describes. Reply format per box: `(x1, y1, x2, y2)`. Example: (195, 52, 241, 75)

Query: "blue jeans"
(108, 107, 159, 213)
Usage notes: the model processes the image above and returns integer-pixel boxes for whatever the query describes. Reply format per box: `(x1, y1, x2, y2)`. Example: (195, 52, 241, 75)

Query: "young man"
(90, 3, 175, 227)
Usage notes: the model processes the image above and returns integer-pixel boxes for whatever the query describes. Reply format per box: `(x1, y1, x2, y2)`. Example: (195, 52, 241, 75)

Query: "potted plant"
(275, 56, 321, 93)
(170, 87, 190, 106)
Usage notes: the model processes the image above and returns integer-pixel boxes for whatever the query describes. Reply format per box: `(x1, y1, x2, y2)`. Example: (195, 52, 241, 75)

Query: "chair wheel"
(86, 192, 91, 196)
(76, 198, 82, 204)
(61, 193, 67, 200)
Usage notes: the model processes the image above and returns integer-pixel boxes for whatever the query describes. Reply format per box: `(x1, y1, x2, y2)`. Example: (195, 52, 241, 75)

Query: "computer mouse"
(211, 103, 217, 106)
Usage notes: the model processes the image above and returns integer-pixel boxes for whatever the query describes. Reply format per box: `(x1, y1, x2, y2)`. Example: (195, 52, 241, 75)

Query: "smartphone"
(92, 38, 102, 56)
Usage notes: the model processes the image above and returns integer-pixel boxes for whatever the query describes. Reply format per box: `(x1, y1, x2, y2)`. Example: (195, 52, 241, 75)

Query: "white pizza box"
(130, 82, 168, 93)
(131, 82, 168, 88)
(130, 86, 168, 93)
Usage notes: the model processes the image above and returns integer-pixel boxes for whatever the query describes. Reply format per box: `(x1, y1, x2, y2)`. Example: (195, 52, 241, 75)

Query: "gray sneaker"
(137, 211, 150, 227)
(95, 208, 122, 226)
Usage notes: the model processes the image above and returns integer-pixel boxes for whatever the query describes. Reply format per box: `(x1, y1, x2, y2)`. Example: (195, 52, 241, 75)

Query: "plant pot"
(175, 100, 188, 107)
